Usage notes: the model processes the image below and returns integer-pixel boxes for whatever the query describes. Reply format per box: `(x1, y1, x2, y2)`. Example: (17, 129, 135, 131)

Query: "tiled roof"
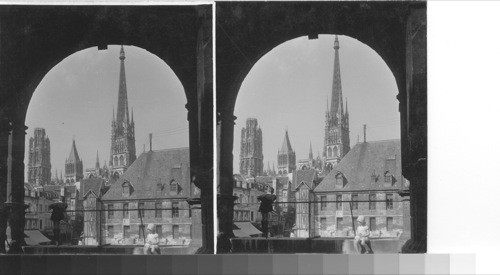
(314, 140, 402, 192)
(101, 148, 191, 201)
(292, 169, 317, 190)
(254, 176, 273, 184)
(80, 177, 107, 200)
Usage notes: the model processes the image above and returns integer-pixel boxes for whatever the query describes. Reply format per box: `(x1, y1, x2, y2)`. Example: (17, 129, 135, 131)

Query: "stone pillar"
(401, 4, 427, 254)
(6, 121, 28, 253)
(217, 112, 238, 253)
(0, 118, 10, 253)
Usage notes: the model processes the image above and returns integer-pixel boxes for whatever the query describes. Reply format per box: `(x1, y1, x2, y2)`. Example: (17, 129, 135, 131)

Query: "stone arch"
(217, 2, 426, 253)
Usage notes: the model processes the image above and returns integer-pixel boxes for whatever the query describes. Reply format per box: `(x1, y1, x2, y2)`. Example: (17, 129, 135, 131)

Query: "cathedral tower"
(65, 139, 83, 183)
(323, 35, 350, 172)
(240, 118, 263, 177)
(27, 128, 51, 186)
(277, 129, 296, 175)
(110, 46, 136, 178)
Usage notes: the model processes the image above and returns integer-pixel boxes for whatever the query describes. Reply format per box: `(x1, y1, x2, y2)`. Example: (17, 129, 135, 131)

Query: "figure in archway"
(257, 187, 276, 238)
(49, 197, 68, 246)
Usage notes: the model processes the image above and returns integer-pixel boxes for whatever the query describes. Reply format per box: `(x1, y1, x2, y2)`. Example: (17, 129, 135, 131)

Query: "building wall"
(101, 200, 195, 245)
(314, 191, 404, 238)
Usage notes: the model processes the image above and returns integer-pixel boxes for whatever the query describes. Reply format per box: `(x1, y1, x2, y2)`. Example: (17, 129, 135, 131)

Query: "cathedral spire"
(96, 150, 100, 169)
(309, 142, 313, 160)
(279, 129, 294, 154)
(330, 35, 344, 118)
(116, 45, 130, 127)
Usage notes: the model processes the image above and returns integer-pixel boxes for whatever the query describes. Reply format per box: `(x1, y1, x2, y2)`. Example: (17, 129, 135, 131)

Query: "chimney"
(363, 124, 367, 143)
(149, 133, 152, 151)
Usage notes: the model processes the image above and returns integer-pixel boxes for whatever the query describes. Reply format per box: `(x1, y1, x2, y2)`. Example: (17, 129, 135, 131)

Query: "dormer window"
(371, 170, 377, 183)
(335, 173, 345, 187)
(384, 171, 393, 185)
(170, 180, 178, 195)
(156, 180, 163, 191)
(122, 181, 131, 197)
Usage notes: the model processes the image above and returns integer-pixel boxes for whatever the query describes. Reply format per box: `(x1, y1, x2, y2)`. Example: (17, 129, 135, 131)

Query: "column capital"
(217, 112, 236, 125)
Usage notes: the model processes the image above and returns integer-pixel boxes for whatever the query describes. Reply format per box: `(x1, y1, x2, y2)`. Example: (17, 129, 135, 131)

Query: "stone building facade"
(239, 118, 263, 177)
(313, 140, 409, 240)
(110, 46, 136, 179)
(101, 147, 201, 246)
(27, 128, 51, 186)
(323, 36, 350, 172)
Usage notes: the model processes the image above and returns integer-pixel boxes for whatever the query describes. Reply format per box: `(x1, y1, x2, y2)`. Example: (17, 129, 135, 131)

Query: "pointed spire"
(326, 95, 329, 114)
(68, 139, 81, 162)
(279, 129, 294, 154)
(330, 35, 344, 118)
(112, 106, 115, 122)
(116, 45, 130, 127)
(96, 150, 100, 169)
(309, 142, 313, 160)
(345, 98, 349, 116)
(131, 107, 134, 124)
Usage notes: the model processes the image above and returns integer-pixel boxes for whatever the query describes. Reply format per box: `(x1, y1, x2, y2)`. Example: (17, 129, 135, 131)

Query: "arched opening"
(217, 2, 426, 253)
(22, 45, 198, 251)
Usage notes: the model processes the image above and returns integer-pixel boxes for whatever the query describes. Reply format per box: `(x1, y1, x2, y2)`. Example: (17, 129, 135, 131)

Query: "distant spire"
(96, 150, 100, 169)
(67, 139, 81, 162)
(131, 107, 134, 124)
(345, 98, 349, 117)
(330, 35, 344, 118)
(279, 129, 294, 154)
(309, 142, 313, 160)
(116, 45, 130, 127)
(112, 106, 115, 122)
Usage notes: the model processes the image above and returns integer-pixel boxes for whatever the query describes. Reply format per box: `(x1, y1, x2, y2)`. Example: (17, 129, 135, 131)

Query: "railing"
(22, 203, 202, 247)
(232, 196, 410, 239)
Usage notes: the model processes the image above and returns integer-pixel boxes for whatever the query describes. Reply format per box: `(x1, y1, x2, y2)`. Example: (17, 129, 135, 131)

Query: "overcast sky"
(233, 35, 400, 171)
(25, 45, 189, 179)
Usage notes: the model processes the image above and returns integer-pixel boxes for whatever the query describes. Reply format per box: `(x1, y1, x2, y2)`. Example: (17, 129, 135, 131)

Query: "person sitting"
(144, 223, 161, 255)
(354, 215, 373, 254)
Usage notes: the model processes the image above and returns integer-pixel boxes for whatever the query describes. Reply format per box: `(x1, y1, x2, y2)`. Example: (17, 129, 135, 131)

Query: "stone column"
(6, 121, 28, 254)
(401, 4, 427, 254)
(0, 118, 10, 253)
(217, 112, 238, 253)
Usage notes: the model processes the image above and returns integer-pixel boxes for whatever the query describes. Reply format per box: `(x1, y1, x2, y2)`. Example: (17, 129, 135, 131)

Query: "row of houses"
(233, 139, 411, 240)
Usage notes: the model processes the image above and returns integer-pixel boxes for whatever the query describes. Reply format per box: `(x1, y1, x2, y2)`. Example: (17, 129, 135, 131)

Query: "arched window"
(333, 131, 338, 142)
(114, 156, 118, 166)
(119, 155, 124, 166)
(335, 173, 344, 187)
(284, 170, 287, 174)
(333, 147, 339, 158)
(328, 147, 332, 158)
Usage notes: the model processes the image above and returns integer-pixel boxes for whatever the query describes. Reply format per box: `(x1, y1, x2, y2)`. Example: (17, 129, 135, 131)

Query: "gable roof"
(314, 139, 402, 192)
(292, 169, 317, 190)
(80, 177, 107, 200)
(101, 147, 190, 201)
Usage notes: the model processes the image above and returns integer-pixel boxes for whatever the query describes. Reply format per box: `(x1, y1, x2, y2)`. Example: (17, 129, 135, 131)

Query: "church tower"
(27, 128, 51, 186)
(323, 35, 350, 172)
(110, 46, 136, 178)
(65, 139, 83, 183)
(277, 129, 296, 175)
(240, 118, 263, 177)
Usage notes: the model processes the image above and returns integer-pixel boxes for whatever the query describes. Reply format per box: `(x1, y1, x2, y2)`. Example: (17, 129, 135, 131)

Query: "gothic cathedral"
(27, 128, 51, 186)
(240, 118, 263, 177)
(110, 46, 136, 178)
(323, 35, 350, 172)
